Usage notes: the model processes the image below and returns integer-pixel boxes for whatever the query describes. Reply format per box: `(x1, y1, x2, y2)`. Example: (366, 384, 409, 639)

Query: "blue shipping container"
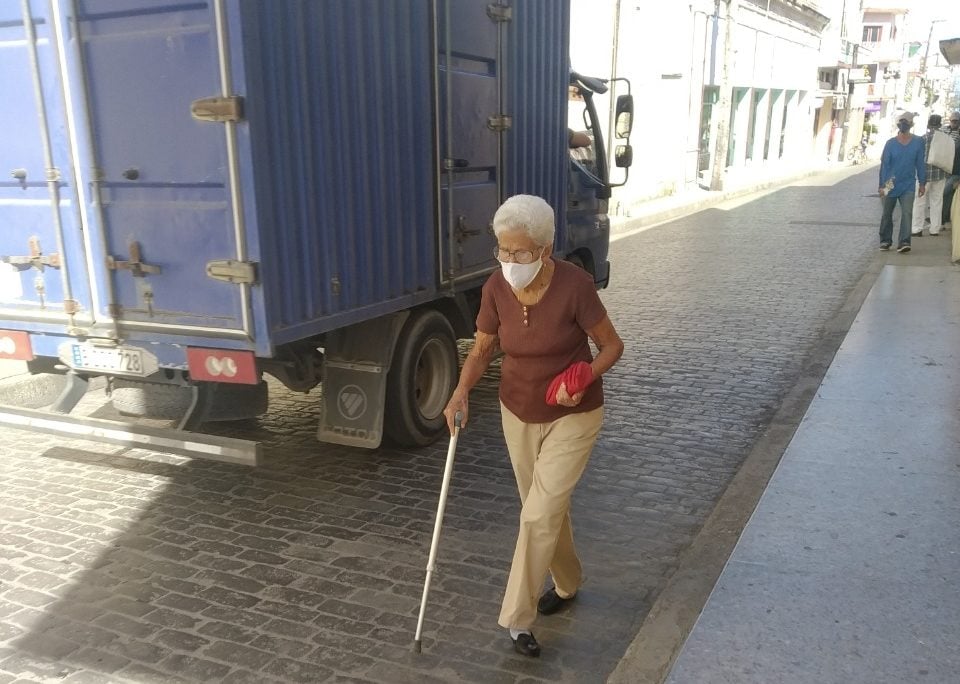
(1, 0, 623, 448)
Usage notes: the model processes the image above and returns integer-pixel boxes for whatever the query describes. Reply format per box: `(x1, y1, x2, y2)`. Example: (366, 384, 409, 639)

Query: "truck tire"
(383, 309, 458, 447)
(0, 372, 67, 409)
(110, 379, 191, 420)
(111, 379, 268, 423)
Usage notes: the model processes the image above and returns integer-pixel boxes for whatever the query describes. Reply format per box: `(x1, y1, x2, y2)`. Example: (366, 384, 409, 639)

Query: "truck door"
(68, 0, 253, 340)
(437, 0, 504, 284)
(0, 2, 94, 327)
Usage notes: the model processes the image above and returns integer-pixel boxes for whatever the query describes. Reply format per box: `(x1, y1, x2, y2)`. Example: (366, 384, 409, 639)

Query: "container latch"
(1, 236, 61, 271)
(487, 115, 513, 132)
(486, 5, 512, 22)
(107, 241, 161, 278)
(206, 260, 259, 285)
(191, 96, 244, 122)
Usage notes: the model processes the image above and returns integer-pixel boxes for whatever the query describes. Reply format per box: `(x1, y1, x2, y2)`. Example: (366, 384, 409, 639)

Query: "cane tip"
(413, 639, 422, 654)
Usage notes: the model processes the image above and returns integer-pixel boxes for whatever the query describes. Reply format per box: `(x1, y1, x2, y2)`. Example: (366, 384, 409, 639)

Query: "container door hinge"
(487, 115, 513, 132)
(190, 96, 244, 122)
(206, 260, 259, 285)
(63, 299, 80, 315)
(486, 4, 512, 22)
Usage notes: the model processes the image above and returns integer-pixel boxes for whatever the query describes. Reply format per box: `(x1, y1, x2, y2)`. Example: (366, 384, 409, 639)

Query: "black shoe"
(879, 242, 891, 251)
(897, 244, 911, 253)
(511, 632, 541, 657)
(537, 587, 576, 615)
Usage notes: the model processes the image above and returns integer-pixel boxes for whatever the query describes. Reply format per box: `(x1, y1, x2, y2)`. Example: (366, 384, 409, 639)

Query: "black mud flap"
(317, 312, 408, 448)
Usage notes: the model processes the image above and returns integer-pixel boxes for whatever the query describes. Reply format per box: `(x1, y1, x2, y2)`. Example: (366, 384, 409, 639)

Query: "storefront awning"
(941, 38, 960, 66)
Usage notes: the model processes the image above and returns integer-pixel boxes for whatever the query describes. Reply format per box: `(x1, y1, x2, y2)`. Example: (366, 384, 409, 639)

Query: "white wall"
(569, 0, 832, 208)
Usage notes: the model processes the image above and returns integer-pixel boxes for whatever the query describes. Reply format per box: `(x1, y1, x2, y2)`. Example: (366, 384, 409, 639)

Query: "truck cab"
(565, 71, 634, 288)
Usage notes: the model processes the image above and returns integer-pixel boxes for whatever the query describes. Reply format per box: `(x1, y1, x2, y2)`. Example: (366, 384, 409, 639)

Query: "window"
(727, 88, 748, 168)
(698, 86, 720, 172)
(862, 25, 882, 43)
(745, 89, 765, 162)
(764, 90, 783, 160)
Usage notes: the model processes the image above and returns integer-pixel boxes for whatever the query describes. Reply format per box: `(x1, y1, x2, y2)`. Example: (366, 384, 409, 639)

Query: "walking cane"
(413, 410, 462, 653)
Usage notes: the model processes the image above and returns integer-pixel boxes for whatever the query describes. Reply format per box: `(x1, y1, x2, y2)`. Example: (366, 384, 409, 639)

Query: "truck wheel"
(110, 379, 189, 420)
(383, 310, 458, 447)
(111, 379, 268, 423)
(0, 371, 67, 409)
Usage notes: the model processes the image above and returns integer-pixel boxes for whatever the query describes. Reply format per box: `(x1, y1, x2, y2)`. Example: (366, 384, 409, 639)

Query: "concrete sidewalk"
(609, 160, 871, 240)
(659, 231, 960, 682)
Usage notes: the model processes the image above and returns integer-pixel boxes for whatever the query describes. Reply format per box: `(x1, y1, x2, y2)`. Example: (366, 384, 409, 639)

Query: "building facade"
(570, 0, 856, 215)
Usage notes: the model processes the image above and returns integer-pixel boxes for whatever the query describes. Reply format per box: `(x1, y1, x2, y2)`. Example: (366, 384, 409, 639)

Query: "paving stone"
(261, 657, 333, 683)
(247, 634, 315, 660)
(115, 662, 185, 683)
(92, 614, 158, 640)
(1, 588, 56, 609)
(202, 640, 274, 671)
(194, 620, 257, 645)
(195, 587, 259, 610)
(239, 564, 299, 586)
(153, 630, 210, 653)
(64, 647, 130, 674)
(158, 653, 231, 680)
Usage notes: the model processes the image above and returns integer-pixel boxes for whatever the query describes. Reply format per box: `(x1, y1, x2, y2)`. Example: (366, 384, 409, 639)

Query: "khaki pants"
(497, 403, 603, 629)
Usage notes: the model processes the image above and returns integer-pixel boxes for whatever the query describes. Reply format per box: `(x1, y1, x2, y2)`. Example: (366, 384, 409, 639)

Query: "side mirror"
(615, 144, 633, 168)
(615, 94, 633, 139)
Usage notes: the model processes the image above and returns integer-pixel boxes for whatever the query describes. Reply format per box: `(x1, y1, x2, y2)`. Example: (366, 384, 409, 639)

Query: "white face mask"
(500, 259, 543, 290)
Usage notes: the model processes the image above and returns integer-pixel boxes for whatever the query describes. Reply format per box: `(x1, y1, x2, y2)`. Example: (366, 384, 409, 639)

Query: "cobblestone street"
(0, 166, 884, 683)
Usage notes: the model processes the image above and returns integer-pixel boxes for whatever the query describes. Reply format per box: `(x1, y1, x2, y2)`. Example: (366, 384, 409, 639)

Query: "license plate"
(58, 343, 158, 377)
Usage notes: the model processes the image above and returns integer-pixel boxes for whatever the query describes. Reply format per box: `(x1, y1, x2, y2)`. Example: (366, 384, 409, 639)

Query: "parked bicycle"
(847, 141, 869, 165)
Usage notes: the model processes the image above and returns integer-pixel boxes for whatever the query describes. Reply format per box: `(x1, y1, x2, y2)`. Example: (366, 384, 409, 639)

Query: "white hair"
(492, 194, 555, 247)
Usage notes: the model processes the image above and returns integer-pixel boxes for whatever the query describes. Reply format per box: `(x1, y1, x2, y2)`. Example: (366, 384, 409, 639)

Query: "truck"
(0, 0, 633, 451)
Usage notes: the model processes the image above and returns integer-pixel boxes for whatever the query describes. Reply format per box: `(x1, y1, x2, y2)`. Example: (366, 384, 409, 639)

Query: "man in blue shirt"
(878, 112, 927, 252)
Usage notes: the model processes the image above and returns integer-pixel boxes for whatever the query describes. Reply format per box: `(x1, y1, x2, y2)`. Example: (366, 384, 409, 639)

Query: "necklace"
(519, 262, 552, 326)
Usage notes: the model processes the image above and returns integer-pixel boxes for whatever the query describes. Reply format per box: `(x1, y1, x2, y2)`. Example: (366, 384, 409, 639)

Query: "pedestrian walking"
(878, 112, 926, 253)
(912, 114, 948, 237)
(443, 194, 624, 658)
(942, 111, 960, 231)
(943, 111, 960, 148)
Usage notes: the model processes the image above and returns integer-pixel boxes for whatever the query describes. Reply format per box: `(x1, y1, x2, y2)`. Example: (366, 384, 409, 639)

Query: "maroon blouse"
(476, 258, 607, 423)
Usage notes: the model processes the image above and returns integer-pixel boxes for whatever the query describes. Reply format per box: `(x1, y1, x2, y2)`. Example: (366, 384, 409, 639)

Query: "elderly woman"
(443, 194, 624, 657)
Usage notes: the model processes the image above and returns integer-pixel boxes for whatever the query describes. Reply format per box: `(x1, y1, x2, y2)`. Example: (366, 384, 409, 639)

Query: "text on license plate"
(70, 345, 146, 375)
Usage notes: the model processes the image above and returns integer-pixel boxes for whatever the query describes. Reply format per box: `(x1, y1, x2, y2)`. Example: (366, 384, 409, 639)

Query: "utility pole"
(921, 21, 937, 75)
(710, 0, 738, 191)
(921, 19, 945, 107)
